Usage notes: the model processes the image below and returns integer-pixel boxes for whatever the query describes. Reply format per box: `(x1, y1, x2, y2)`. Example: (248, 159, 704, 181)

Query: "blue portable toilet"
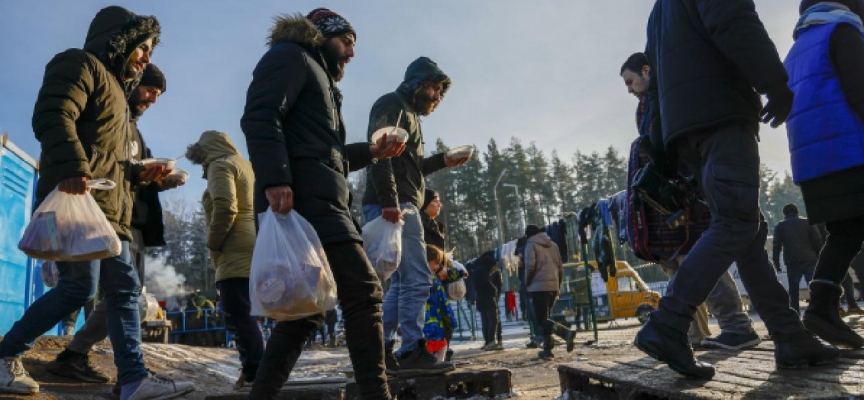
(0, 134, 88, 337)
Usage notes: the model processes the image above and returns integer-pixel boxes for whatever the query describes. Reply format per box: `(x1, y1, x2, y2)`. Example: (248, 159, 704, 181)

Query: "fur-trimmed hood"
(267, 13, 323, 47)
(83, 6, 160, 75)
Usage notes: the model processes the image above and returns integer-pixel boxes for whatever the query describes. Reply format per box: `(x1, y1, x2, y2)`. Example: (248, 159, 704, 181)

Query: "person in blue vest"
(784, 0, 864, 348)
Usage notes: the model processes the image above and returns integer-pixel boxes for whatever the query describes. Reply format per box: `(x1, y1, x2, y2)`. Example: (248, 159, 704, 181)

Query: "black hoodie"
(362, 57, 450, 209)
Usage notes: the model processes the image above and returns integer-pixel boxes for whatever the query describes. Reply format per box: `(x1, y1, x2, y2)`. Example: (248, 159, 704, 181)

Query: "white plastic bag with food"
(18, 179, 121, 261)
(447, 258, 468, 301)
(250, 209, 337, 321)
(361, 216, 404, 281)
(41, 260, 59, 288)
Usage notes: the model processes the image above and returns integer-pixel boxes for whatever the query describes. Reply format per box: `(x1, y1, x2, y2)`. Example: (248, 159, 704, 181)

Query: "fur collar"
(268, 13, 323, 47)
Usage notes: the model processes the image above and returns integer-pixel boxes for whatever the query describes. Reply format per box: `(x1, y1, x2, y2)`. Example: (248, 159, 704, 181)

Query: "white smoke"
(144, 256, 187, 302)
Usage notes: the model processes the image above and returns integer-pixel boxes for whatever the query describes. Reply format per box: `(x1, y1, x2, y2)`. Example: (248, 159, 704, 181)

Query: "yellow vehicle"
(561, 261, 660, 324)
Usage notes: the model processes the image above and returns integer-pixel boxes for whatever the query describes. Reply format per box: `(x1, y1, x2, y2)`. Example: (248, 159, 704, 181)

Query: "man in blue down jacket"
(240, 8, 404, 400)
(635, 0, 839, 380)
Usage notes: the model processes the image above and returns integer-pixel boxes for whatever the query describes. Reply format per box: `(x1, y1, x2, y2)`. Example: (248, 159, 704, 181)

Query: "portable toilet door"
(0, 134, 41, 335)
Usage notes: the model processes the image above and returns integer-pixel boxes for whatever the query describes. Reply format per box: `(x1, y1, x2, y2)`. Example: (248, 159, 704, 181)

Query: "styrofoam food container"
(370, 127, 409, 144)
(166, 169, 190, 182)
(141, 157, 176, 170)
(447, 145, 474, 160)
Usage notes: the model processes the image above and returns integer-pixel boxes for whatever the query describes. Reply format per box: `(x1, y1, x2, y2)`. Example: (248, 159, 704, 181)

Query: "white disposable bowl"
(447, 145, 474, 160)
(167, 169, 190, 182)
(370, 127, 409, 143)
(141, 158, 176, 170)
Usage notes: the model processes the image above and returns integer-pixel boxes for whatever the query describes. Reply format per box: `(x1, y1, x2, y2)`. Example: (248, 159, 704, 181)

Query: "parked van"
(558, 261, 660, 325)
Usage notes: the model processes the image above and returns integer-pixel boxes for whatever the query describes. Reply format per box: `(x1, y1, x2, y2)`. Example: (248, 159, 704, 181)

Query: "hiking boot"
(125, 372, 195, 400)
(553, 324, 577, 353)
(537, 350, 555, 360)
(701, 331, 762, 350)
(384, 340, 399, 376)
(803, 280, 864, 348)
(397, 340, 454, 376)
(0, 357, 38, 395)
(774, 330, 840, 369)
(46, 351, 111, 383)
(633, 316, 715, 379)
(485, 342, 504, 351)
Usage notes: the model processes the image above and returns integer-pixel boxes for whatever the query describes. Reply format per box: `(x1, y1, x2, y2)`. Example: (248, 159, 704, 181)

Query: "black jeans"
(478, 305, 500, 345)
(786, 260, 815, 313)
(652, 124, 803, 337)
(216, 278, 264, 382)
(249, 241, 389, 400)
(813, 218, 864, 285)
(531, 291, 568, 336)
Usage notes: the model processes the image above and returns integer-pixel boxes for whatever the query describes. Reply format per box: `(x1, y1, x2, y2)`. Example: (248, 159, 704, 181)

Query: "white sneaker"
(125, 372, 195, 400)
(0, 357, 39, 395)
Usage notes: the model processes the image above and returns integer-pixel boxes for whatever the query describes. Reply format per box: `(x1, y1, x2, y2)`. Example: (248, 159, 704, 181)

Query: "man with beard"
(0, 7, 194, 399)
(362, 57, 469, 375)
(635, 0, 839, 380)
(241, 8, 405, 400)
(45, 64, 186, 394)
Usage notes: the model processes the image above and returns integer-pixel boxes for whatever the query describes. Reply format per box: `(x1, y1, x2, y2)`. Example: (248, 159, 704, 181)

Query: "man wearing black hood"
(636, 0, 839, 380)
(362, 57, 468, 374)
(241, 8, 404, 400)
(0, 6, 194, 399)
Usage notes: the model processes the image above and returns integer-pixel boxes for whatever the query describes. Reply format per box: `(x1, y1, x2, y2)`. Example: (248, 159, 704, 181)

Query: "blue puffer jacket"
(785, 22, 864, 183)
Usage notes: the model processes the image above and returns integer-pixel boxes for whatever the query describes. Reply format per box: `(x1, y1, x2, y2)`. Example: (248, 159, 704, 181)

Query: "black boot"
(634, 315, 715, 379)
(538, 335, 555, 360)
(803, 280, 864, 348)
(384, 340, 399, 376)
(553, 324, 577, 353)
(774, 330, 840, 369)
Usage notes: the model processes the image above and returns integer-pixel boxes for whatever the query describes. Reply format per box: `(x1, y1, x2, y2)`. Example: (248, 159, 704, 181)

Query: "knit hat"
(422, 189, 439, 211)
(525, 224, 542, 238)
(306, 8, 356, 39)
(138, 64, 166, 93)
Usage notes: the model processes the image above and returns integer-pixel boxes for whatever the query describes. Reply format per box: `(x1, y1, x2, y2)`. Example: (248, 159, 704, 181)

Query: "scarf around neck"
(795, 2, 864, 39)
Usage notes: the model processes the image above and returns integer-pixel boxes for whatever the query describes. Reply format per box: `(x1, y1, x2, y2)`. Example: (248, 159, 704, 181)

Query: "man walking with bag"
(241, 8, 404, 399)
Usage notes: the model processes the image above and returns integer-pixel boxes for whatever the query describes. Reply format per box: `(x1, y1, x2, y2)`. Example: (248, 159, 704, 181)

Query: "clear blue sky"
(0, 1, 800, 203)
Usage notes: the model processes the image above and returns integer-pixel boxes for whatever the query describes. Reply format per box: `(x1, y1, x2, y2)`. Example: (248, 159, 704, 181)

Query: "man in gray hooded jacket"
(524, 224, 576, 360)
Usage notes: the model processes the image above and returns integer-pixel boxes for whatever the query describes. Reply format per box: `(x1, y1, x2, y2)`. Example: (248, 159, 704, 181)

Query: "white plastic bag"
(447, 259, 468, 301)
(361, 216, 404, 281)
(250, 210, 337, 321)
(18, 179, 121, 261)
(41, 260, 59, 288)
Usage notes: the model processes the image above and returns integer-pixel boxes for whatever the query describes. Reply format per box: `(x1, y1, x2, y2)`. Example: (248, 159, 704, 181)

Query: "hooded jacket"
(129, 121, 165, 247)
(525, 232, 563, 293)
(645, 0, 787, 150)
(32, 6, 160, 241)
(362, 57, 450, 209)
(241, 14, 374, 244)
(472, 251, 501, 310)
(198, 131, 256, 283)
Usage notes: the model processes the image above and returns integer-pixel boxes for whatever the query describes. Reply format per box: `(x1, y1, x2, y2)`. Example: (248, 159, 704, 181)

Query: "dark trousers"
(249, 241, 389, 400)
(653, 124, 803, 337)
(217, 278, 264, 382)
(531, 291, 568, 336)
(813, 219, 864, 285)
(478, 306, 500, 345)
(786, 260, 815, 313)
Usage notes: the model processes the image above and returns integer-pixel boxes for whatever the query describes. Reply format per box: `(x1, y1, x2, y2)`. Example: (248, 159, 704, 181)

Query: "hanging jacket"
(591, 200, 616, 282)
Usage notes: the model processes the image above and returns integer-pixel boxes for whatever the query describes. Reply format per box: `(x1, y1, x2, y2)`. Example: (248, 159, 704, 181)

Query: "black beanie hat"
(306, 8, 356, 39)
(138, 64, 166, 93)
(525, 224, 542, 238)
(422, 189, 439, 211)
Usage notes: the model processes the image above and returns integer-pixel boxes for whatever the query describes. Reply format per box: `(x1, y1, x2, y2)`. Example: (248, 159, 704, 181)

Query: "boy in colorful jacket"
(424, 245, 461, 361)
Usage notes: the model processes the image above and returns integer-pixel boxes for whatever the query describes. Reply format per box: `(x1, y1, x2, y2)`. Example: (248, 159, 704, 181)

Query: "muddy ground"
(0, 319, 747, 400)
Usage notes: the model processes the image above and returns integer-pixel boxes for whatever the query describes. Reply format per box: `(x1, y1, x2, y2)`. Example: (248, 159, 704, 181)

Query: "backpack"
(626, 135, 709, 262)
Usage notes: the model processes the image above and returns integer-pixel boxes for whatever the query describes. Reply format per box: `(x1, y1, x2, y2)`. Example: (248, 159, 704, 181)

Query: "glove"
(761, 86, 794, 128)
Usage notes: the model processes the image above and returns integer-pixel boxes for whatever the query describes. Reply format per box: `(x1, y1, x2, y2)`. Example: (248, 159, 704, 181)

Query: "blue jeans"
(364, 203, 432, 356)
(0, 241, 147, 384)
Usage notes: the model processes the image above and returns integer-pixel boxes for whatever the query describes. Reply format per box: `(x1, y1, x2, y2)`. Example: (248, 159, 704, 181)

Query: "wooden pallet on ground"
(204, 378, 347, 400)
(345, 368, 512, 400)
(559, 349, 864, 399)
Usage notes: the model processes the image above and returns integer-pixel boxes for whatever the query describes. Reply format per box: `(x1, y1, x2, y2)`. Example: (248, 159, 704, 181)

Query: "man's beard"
(321, 45, 347, 82)
(414, 94, 440, 116)
(128, 93, 150, 119)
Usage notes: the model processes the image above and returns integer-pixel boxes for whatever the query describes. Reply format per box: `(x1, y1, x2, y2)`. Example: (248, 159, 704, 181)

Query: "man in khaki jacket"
(187, 130, 262, 389)
(524, 224, 576, 360)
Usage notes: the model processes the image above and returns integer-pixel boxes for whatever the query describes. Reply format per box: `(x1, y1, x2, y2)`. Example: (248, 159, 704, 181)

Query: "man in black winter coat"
(635, 0, 839, 380)
(772, 203, 823, 314)
(472, 251, 503, 351)
(241, 9, 404, 400)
